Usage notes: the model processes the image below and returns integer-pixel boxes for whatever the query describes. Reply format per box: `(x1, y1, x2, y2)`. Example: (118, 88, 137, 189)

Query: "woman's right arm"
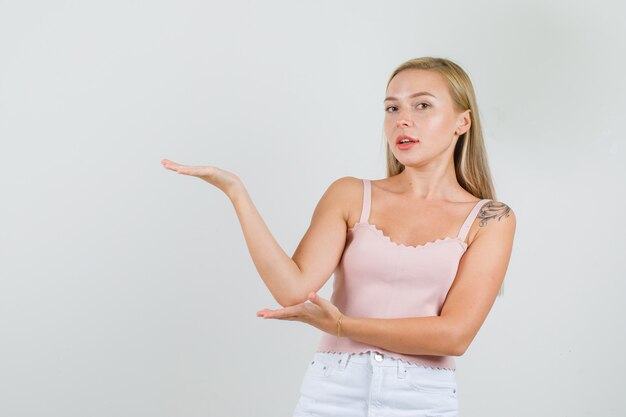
(161, 159, 355, 308)
(228, 177, 355, 307)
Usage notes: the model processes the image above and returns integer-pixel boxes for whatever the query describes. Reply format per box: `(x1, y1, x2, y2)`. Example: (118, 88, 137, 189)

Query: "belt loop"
(337, 352, 350, 371)
(397, 358, 407, 379)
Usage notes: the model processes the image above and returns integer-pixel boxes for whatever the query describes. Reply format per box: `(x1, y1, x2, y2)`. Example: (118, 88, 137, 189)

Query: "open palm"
(161, 159, 242, 196)
(257, 292, 343, 336)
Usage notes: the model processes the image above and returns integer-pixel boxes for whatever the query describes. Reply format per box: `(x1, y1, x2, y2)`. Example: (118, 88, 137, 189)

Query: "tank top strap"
(358, 179, 372, 224)
(456, 199, 491, 242)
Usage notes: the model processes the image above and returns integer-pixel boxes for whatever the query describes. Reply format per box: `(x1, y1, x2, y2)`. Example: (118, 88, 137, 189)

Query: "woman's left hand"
(256, 292, 344, 336)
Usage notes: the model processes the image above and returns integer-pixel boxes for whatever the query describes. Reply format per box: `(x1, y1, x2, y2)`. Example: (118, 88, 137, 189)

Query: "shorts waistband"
(319, 350, 452, 371)
(313, 351, 458, 382)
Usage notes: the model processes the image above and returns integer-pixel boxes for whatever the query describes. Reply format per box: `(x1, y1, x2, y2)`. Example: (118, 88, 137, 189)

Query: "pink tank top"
(316, 178, 492, 370)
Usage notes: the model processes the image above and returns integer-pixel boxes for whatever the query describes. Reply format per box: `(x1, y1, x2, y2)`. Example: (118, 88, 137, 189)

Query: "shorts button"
(374, 352, 383, 362)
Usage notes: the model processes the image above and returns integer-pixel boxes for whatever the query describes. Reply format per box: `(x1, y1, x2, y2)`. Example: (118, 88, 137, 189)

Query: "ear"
(456, 109, 471, 135)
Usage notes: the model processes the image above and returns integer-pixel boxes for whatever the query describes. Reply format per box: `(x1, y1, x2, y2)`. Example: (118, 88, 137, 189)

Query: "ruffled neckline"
(348, 222, 468, 250)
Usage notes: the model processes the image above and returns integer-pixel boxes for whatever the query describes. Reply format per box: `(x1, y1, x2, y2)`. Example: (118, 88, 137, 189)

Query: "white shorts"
(292, 350, 459, 417)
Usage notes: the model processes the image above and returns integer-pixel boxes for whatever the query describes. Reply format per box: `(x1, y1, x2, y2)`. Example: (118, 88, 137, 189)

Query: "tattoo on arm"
(478, 202, 511, 227)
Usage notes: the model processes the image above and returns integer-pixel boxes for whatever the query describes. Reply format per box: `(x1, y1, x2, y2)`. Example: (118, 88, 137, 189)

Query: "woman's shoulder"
(319, 176, 364, 205)
(480, 199, 516, 224)
(326, 176, 364, 192)
(330, 176, 391, 196)
(472, 199, 516, 242)
(317, 177, 365, 228)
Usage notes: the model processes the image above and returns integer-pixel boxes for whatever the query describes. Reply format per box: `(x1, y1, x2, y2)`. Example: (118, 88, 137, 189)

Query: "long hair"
(384, 57, 504, 296)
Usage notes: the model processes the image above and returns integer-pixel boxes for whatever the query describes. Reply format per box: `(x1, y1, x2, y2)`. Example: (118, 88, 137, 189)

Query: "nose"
(396, 118, 411, 128)
(395, 109, 413, 127)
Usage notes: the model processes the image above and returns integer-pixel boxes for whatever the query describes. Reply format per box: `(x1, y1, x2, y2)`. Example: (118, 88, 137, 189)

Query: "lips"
(396, 135, 419, 144)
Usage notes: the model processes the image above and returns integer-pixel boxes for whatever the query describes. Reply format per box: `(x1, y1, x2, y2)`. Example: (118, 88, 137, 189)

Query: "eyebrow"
(384, 91, 437, 102)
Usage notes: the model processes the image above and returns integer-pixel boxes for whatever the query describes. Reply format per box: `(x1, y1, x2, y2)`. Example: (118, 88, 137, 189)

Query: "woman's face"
(384, 69, 470, 168)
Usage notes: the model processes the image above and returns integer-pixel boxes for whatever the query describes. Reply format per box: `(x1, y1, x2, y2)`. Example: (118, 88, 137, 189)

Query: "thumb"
(308, 292, 321, 304)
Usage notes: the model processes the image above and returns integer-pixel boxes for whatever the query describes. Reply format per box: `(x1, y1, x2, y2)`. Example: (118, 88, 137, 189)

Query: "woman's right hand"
(161, 159, 243, 198)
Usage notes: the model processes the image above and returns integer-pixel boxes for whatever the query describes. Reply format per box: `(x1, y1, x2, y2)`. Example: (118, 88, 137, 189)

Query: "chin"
(397, 158, 426, 168)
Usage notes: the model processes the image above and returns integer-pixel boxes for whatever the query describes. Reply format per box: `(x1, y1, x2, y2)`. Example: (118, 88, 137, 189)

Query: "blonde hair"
(384, 57, 504, 296)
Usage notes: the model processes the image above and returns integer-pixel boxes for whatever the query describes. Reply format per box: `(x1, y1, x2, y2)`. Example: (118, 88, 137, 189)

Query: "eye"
(384, 103, 430, 113)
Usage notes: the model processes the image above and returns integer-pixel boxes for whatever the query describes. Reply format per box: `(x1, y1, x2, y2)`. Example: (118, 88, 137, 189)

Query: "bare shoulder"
(324, 176, 363, 201)
(473, 199, 516, 243)
(317, 176, 364, 226)
(328, 175, 363, 189)
(479, 200, 516, 227)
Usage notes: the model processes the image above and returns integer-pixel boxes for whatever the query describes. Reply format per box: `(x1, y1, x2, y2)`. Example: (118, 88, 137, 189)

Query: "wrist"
(226, 181, 247, 203)
(336, 313, 353, 339)
(336, 313, 343, 338)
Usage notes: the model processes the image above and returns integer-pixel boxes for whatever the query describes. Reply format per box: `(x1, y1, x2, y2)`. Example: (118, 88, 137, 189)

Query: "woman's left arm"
(341, 206, 516, 357)
(258, 206, 516, 357)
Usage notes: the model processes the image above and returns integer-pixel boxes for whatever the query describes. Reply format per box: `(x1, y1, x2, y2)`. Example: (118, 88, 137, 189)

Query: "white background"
(1, 1, 625, 416)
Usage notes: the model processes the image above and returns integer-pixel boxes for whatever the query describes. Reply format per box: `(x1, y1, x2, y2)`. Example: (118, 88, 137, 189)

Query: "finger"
(262, 305, 302, 319)
(256, 308, 281, 318)
(260, 315, 298, 321)
(177, 166, 205, 176)
(171, 165, 213, 177)
(161, 159, 187, 173)
(164, 163, 197, 177)
(308, 292, 325, 306)
(161, 159, 181, 169)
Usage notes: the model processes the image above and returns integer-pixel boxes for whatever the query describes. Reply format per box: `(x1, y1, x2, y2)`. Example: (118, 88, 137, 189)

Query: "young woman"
(161, 56, 515, 417)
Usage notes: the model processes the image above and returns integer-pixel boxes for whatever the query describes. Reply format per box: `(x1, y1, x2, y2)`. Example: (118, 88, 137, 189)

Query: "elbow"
(272, 280, 306, 307)
(451, 341, 468, 357)
(275, 294, 295, 308)
(450, 331, 470, 357)
(276, 290, 310, 308)
(277, 279, 317, 307)
(445, 324, 469, 356)
(274, 269, 314, 307)
(275, 272, 324, 307)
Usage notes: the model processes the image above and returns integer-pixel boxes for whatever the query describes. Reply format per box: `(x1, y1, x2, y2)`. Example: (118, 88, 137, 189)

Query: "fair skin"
(161, 68, 515, 357)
